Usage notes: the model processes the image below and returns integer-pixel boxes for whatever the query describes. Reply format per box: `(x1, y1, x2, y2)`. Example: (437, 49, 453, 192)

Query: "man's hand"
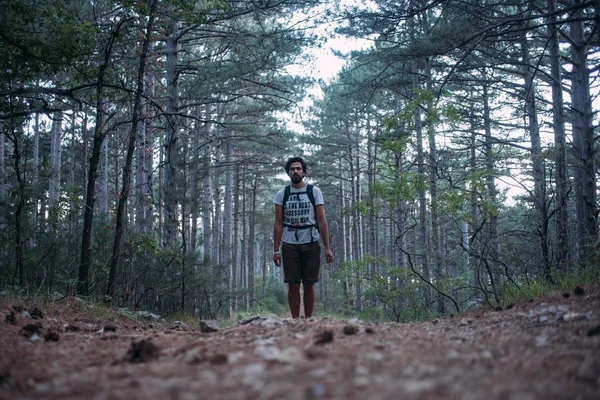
(325, 248, 334, 264)
(274, 253, 282, 267)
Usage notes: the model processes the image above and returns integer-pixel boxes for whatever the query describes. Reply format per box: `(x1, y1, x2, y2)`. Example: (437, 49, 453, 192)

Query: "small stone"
(209, 354, 227, 364)
(535, 335, 548, 347)
(431, 319, 439, 324)
(310, 367, 329, 377)
(343, 324, 359, 335)
(5, 311, 16, 324)
(29, 307, 44, 319)
(587, 325, 600, 337)
(310, 383, 326, 397)
(537, 316, 549, 324)
(562, 312, 587, 322)
(459, 318, 472, 326)
(65, 324, 80, 332)
(127, 339, 159, 363)
(44, 330, 60, 342)
(227, 351, 244, 364)
(21, 323, 42, 338)
(200, 320, 219, 333)
(305, 346, 327, 359)
(172, 321, 189, 330)
(314, 330, 333, 345)
(446, 349, 460, 359)
(480, 349, 493, 359)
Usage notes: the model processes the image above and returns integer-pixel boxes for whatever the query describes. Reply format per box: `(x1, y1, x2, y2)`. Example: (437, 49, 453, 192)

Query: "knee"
(303, 283, 315, 294)
(289, 284, 301, 294)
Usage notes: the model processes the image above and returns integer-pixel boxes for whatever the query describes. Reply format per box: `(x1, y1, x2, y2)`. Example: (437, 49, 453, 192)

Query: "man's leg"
(288, 283, 301, 318)
(303, 283, 315, 318)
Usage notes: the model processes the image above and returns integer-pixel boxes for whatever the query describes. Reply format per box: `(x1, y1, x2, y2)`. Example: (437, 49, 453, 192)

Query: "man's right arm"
(273, 204, 283, 267)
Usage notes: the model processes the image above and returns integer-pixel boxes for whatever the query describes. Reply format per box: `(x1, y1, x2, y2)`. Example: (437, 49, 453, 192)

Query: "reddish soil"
(1, 287, 599, 400)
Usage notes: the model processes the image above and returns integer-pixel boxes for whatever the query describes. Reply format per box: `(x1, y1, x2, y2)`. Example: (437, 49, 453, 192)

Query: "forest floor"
(1, 287, 599, 400)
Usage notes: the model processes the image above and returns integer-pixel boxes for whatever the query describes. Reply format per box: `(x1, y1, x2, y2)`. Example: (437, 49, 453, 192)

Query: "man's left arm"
(316, 204, 334, 264)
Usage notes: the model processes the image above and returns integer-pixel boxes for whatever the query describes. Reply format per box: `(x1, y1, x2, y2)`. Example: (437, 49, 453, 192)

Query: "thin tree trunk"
(483, 80, 501, 304)
(78, 18, 128, 295)
(48, 111, 63, 208)
(547, 0, 571, 273)
(248, 176, 257, 308)
(520, 14, 550, 282)
(232, 163, 240, 310)
(202, 109, 213, 262)
(412, 58, 431, 306)
(469, 107, 481, 298)
(222, 128, 234, 317)
(162, 22, 181, 248)
(107, 1, 157, 298)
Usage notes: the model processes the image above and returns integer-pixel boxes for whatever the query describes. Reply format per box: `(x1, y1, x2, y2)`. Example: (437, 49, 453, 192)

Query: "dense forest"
(0, 0, 598, 322)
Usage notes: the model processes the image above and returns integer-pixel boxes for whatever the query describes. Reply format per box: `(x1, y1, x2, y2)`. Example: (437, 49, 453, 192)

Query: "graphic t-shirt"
(274, 185, 324, 244)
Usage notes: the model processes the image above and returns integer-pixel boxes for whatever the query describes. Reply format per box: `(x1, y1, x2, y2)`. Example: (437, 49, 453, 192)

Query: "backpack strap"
(282, 185, 291, 210)
(305, 184, 315, 209)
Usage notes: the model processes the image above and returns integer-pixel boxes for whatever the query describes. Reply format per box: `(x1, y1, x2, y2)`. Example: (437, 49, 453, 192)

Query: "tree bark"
(107, 1, 157, 298)
(547, 0, 571, 273)
(570, 1, 598, 268)
(521, 13, 550, 282)
(162, 22, 181, 248)
(78, 17, 129, 295)
(48, 111, 63, 207)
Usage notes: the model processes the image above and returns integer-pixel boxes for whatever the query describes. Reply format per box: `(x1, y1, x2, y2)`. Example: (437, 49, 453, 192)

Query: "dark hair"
(284, 157, 307, 174)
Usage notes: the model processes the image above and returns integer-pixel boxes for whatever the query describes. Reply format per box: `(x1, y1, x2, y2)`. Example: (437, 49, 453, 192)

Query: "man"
(273, 157, 334, 318)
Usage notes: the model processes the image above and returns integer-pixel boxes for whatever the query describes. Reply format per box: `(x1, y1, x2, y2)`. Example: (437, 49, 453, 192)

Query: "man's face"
(288, 162, 304, 184)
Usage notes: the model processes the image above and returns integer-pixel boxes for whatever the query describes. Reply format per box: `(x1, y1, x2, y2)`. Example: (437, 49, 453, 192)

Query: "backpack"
(282, 184, 319, 241)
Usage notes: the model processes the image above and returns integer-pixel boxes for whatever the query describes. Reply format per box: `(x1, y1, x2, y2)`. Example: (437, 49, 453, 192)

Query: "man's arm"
(273, 204, 284, 267)
(316, 204, 334, 264)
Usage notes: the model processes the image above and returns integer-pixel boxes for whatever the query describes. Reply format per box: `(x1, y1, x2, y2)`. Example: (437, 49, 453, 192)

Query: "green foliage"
(503, 269, 600, 306)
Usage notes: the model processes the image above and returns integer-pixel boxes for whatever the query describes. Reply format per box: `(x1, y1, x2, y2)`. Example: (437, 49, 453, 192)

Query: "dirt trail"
(1, 287, 599, 400)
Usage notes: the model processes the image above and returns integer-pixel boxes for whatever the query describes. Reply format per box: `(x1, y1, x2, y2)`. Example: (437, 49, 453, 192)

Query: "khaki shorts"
(282, 242, 321, 284)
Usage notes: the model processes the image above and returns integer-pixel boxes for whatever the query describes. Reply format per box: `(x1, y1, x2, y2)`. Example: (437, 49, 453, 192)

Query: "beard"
(291, 174, 303, 184)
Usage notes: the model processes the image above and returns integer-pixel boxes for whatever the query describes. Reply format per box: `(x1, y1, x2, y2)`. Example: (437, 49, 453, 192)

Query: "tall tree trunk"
(232, 163, 240, 310)
(349, 136, 362, 311)
(570, 1, 598, 268)
(222, 128, 234, 317)
(483, 80, 501, 304)
(6, 126, 25, 287)
(248, 176, 258, 308)
(521, 15, 550, 282)
(78, 18, 128, 295)
(241, 165, 248, 309)
(162, 22, 181, 248)
(202, 108, 213, 262)
(107, 1, 157, 298)
(212, 139, 222, 264)
(340, 157, 349, 302)
(412, 58, 431, 306)
(547, 0, 571, 273)
(48, 111, 63, 208)
(99, 137, 109, 215)
(367, 117, 377, 278)
(190, 109, 201, 251)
